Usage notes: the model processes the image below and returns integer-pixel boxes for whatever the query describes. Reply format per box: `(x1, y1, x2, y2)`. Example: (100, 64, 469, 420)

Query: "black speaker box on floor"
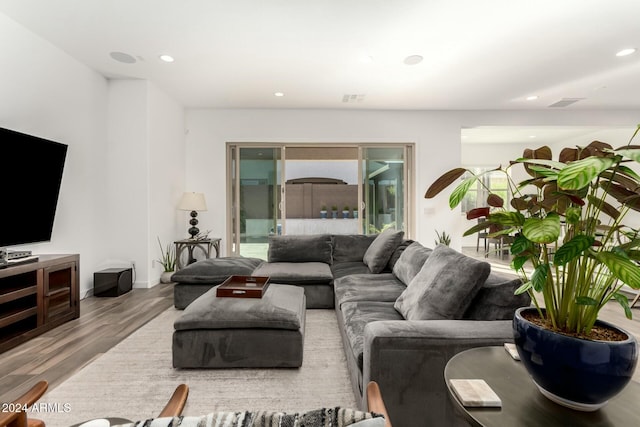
(94, 267, 133, 297)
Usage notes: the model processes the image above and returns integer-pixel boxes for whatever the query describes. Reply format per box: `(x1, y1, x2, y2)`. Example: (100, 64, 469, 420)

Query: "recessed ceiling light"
(529, 135, 537, 139)
(616, 48, 636, 57)
(159, 54, 175, 63)
(274, 92, 285, 97)
(110, 51, 136, 64)
(526, 95, 539, 101)
(403, 55, 423, 65)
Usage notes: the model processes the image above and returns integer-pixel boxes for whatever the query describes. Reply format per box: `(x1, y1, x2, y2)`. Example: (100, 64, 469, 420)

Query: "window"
(461, 167, 510, 213)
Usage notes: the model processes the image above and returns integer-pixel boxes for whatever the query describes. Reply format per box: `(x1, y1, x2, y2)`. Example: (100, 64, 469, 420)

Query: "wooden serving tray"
(216, 275, 270, 298)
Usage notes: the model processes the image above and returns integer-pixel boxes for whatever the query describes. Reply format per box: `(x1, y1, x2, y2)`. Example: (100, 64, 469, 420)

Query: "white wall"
(0, 12, 110, 296)
(1, 13, 185, 296)
(185, 109, 640, 253)
(105, 80, 186, 288)
(147, 83, 186, 284)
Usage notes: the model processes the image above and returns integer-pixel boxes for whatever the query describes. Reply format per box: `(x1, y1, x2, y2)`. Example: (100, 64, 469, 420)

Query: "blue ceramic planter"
(513, 307, 638, 411)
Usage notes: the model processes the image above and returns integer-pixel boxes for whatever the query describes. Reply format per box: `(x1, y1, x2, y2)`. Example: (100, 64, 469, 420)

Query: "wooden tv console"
(0, 254, 79, 354)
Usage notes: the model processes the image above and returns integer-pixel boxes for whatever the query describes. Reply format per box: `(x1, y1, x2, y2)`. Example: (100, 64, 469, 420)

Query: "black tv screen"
(0, 127, 68, 247)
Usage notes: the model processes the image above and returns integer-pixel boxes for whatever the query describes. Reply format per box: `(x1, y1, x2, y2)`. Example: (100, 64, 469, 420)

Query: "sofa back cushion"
(463, 271, 531, 320)
(394, 245, 490, 320)
(363, 229, 405, 273)
(171, 257, 263, 284)
(332, 234, 377, 263)
(268, 234, 333, 263)
(392, 241, 433, 286)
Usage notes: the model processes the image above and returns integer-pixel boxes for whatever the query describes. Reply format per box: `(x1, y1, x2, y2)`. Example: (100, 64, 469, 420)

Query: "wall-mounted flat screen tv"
(0, 127, 68, 247)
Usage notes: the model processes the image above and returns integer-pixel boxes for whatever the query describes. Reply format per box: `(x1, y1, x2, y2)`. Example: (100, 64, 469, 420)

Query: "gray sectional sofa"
(171, 230, 530, 427)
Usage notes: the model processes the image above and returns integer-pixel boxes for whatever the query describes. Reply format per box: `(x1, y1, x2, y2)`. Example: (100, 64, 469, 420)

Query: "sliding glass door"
(228, 146, 283, 258)
(228, 143, 413, 258)
(360, 146, 412, 235)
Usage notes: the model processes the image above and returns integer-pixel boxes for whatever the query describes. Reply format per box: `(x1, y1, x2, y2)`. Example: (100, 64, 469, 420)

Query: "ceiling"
(1, 0, 640, 110)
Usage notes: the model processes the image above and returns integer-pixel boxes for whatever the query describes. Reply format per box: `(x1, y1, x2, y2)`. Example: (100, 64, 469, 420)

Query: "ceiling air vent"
(548, 98, 585, 108)
(342, 94, 366, 103)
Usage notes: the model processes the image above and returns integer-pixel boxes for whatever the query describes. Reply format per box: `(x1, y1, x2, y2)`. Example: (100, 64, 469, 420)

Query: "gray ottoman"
(172, 284, 306, 368)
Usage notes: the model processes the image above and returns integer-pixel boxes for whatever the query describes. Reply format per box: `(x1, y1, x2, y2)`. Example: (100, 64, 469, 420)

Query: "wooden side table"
(174, 238, 221, 270)
(444, 346, 640, 427)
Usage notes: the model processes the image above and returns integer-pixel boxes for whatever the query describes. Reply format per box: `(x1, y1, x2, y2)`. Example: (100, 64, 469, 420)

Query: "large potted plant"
(425, 127, 640, 410)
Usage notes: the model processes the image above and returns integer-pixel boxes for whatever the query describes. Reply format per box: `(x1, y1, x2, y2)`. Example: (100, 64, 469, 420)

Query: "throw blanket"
(114, 408, 383, 427)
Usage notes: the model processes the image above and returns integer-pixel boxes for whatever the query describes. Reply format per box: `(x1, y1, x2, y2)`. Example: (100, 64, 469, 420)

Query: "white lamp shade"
(178, 192, 207, 211)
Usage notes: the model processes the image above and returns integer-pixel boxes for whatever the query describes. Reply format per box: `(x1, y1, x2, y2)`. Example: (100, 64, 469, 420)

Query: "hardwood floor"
(0, 282, 174, 403)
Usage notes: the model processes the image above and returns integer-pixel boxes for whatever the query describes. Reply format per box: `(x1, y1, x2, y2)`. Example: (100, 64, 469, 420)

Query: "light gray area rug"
(39, 308, 357, 427)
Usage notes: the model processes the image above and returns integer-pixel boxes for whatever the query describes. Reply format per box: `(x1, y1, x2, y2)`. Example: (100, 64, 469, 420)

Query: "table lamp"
(178, 192, 207, 239)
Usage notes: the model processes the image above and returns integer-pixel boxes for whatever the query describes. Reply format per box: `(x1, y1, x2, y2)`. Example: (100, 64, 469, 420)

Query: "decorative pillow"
(363, 229, 405, 273)
(463, 272, 531, 320)
(387, 239, 414, 271)
(392, 241, 432, 286)
(394, 245, 490, 320)
(268, 234, 333, 263)
(332, 234, 378, 263)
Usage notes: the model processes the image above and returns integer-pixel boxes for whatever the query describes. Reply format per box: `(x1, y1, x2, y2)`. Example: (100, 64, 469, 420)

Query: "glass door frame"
(227, 142, 414, 257)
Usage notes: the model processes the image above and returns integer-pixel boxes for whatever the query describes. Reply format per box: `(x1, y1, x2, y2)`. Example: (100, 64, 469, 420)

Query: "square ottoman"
(172, 283, 306, 368)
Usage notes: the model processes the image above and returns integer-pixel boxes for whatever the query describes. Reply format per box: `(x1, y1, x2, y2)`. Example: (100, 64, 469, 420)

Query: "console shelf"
(0, 254, 79, 353)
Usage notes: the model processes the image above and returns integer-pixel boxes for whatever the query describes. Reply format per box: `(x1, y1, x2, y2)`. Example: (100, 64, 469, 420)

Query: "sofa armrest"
(363, 320, 513, 427)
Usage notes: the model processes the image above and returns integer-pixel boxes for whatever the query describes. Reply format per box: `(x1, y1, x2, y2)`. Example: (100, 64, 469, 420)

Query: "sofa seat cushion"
(392, 242, 433, 286)
(334, 274, 406, 307)
(252, 261, 334, 285)
(463, 271, 530, 320)
(394, 245, 490, 320)
(331, 261, 373, 279)
(363, 229, 405, 273)
(268, 234, 333, 263)
(340, 301, 404, 370)
(171, 257, 263, 284)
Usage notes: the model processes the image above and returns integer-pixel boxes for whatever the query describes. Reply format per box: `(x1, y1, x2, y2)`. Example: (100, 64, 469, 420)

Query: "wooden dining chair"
(158, 384, 189, 417)
(366, 381, 392, 427)
(0, 381, 48, 427)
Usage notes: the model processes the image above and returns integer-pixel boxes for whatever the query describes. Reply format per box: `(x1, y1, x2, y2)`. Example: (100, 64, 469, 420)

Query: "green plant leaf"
(595, 251, 640, 289)
(612, 292, 633, 319)
(489, 211, 525, 227)
(553, 235, 594, 265)
(616, 165, 640, 182)
(557, 156, 615, 190)
(531, 263, 550, 292)
(576, 296, 598, 306)
(514, 281, 533, 295)
(511, 255, 529, 271)
(522, 213, 560, 244)
(516, 157, 565, 168)
(565, 206, 581, 224)
(509, 234, 530, 256)
(616, 148, 640, 163)
(462, 220, 492, 237)
(424, 168, 467, 199)
(449, 175, 477, 209)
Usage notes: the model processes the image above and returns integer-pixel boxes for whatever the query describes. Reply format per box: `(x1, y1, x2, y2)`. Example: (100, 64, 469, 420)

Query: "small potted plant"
(434, 230, 451, 247)
(352, 206, 359, 219)
(157, 237, 176, 283)
(331, 205, 338, 219)
(320, 205, 327, 219)
(425, 127, 640, 410)
(342, 205, 350, 218)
